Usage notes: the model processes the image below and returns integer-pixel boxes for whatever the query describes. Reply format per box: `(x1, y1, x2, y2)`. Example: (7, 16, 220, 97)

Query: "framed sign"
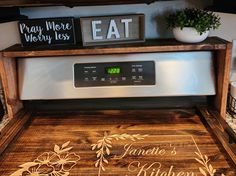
(80, 14, 145, 46)
(18, 17, 76, 47)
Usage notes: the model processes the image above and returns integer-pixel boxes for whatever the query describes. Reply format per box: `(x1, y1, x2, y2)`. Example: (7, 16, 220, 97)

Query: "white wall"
(210, 13, 236, 42)
(20, 0, 212, 39)
(209, 12, 236, 80)
(0, 21, 20, 50)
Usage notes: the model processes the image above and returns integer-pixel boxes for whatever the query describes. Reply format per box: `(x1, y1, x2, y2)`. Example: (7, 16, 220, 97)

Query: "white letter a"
(107, 20, 120, 39)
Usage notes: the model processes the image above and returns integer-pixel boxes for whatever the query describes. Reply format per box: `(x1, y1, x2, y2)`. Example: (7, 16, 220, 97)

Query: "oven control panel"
(74, 61, 155, 87)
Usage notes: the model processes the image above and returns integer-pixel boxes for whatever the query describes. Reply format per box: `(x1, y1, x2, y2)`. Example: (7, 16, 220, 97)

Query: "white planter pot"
(173, 27, 209, 43)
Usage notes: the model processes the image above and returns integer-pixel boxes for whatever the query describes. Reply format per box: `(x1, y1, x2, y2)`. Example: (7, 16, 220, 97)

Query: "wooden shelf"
(2, 37, 228, 58)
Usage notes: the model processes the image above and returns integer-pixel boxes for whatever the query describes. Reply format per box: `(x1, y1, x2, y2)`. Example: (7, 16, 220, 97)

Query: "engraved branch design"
(10, 141, 80, 176)
(192, 136, 225, 176)
(91, 133, 148, 176)
(195, 151, 216, 176)
(194, 152, 226, 176)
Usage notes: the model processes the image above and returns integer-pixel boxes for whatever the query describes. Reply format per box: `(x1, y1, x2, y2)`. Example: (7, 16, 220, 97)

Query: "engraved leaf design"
(209, 164, 213, 173)
(194, 147, 225, 176)
(95, 160, 99, 167)
(97, 142, 103, 148)
(103, 158, 108, 164)
(195, 158, 205, 166)
(59, 147, 73, 153)
(62, 141, 70, 149)
(199, 167, 207, 176)
(91, 144, 97, 150)
(19, 162, 38, 168)
(105, 139, 112, 144)
(106, 147, 110, 155)
(106, 143, 112, 148)
(92, 133, 148, 176)
(97, 151, 102, 158)
(213, 169, 216, 174)
(54, 144, 60, 153)
(195, 152, 202, 158)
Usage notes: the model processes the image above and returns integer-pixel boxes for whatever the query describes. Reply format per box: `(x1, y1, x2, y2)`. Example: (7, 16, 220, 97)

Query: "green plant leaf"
(166, 8, 221, 34)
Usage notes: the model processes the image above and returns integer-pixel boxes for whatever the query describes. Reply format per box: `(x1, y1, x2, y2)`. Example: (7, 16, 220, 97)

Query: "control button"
(84, 77, 89, 81)
(110, 80, 118, 84)
(138, 76, 143, 80)
(138, 68, 143, 72)
(101, 78, 105, 81)
(132, 76, 136, 80)
(92, 70, 97, 73)
(132, 68, 136, 72)
(92, 77, 97, 81)
(84, 70, 89, 74)
(121, 77, 126, 81)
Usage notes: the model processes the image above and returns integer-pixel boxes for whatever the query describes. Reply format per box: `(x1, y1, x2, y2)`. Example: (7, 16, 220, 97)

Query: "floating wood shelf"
(2, 37, 229, 58)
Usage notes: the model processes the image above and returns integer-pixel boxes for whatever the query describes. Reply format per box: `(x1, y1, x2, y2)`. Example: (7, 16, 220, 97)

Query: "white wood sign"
(80, 14, 145, 46)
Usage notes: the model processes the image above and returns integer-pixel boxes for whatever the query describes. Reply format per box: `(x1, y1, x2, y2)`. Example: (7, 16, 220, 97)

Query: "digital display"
(106, 67, 121, 75)
(74, 61, 155, 87)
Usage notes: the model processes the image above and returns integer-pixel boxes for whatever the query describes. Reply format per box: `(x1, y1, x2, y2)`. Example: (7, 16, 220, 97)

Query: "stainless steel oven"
(18, 51, 215, 100)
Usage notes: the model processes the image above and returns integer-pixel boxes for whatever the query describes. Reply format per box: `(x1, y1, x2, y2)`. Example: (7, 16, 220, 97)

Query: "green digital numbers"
(106, 67, 121, 74)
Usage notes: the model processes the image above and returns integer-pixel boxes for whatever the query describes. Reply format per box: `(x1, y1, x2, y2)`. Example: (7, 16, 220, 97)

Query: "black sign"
(18, 17, 76, 46)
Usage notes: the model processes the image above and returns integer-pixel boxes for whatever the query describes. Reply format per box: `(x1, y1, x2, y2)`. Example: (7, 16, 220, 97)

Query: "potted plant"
(166, 8, 221, 43)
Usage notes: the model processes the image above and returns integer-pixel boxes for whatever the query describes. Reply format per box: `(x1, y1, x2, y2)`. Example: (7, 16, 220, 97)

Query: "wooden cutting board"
(0, 109, 235, 176)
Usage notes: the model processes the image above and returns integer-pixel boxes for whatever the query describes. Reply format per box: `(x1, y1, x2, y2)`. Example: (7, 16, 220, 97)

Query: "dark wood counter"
(0, 109, 235, 176)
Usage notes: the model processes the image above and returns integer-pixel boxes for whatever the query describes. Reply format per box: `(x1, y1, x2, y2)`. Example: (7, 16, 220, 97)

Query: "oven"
(18, 51, 215, 99)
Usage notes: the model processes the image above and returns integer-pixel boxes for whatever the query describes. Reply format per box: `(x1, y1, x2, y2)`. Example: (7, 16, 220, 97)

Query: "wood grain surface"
(0, 55, 23, 118)
(0, 109, 235, 176)
(0, 110, 31, 155)
(199, 107, 236, 165)
(213, 42, 232, 118)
